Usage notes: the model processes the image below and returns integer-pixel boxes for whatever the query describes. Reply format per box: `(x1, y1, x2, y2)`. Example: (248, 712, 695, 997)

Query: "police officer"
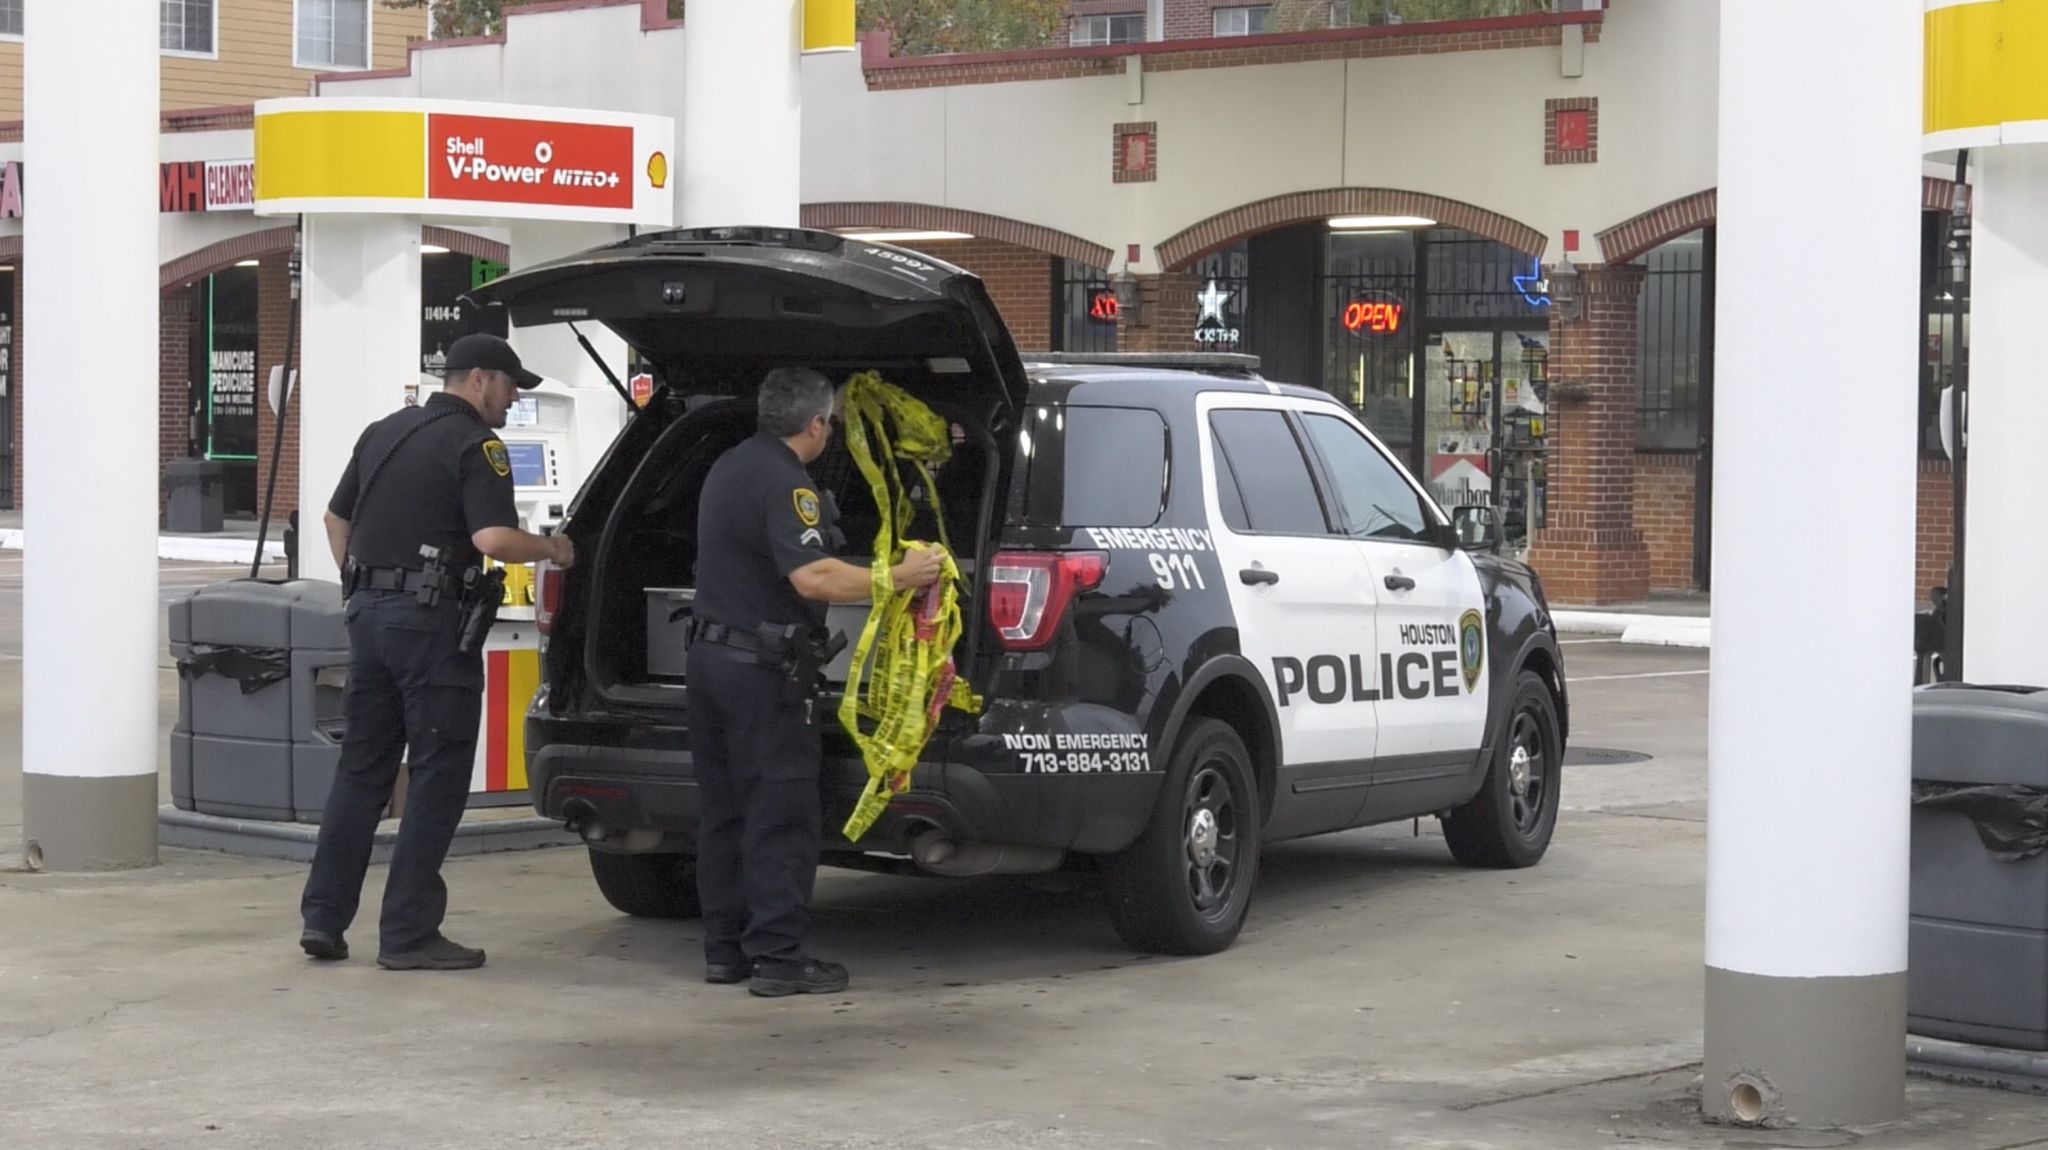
(299, 333, 575, 971)
(690, 367, 943, 997)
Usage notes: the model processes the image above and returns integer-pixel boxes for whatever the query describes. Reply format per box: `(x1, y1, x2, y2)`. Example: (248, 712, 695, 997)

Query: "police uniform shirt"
(328, 392, 520, 574)
(692, 432, 838, 632)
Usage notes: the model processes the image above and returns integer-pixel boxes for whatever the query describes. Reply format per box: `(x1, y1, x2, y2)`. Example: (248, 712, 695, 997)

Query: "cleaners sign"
(252, 97, 674, 227)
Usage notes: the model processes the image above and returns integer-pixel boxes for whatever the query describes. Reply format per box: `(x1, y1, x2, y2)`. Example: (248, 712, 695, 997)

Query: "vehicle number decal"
(1149, 552, 1207, 591)
(1003, 732, 1153, 774)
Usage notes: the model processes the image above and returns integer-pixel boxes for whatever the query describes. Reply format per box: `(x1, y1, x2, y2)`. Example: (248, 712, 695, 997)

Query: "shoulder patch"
(483, 440, 510, 478)
(793, 488, 821, 527)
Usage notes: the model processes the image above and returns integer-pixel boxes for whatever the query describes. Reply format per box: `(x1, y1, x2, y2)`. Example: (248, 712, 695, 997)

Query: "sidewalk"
(1551, 591, 1712, 648)
(0, 511, 288, 565)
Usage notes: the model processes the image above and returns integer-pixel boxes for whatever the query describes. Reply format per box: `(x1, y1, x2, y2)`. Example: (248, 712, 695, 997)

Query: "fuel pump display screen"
(502, 440, 550, 488)
(505, 397, 539, 428)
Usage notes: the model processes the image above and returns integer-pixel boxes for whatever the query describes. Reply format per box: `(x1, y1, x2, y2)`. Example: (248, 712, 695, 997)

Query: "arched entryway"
(154, 226, 511, 522)
(1150, 189, 1557, 556)
(1594, 180, 1968, 598)
(802, 202, 1116, 354)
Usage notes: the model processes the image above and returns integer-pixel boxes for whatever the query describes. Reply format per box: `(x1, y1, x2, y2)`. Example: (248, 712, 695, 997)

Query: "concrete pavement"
(3, 628, 2046, 1147)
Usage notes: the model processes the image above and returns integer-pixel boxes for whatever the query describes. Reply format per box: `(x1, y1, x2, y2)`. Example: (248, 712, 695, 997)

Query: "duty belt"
(351, 565, 437, 595)
(688, 620, 765, 653)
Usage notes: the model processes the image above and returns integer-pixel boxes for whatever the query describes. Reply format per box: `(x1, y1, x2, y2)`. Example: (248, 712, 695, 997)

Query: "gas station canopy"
(252, 98, 676, 227)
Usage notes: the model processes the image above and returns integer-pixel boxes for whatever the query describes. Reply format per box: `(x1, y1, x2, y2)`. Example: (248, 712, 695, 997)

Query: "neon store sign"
(1342, 299, 1405, 335)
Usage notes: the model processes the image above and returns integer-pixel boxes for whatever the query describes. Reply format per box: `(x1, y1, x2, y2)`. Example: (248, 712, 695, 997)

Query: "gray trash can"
(163, 457, 225, 534)
(1909, 683, 2048, 1050)
(169, 580, 349, 822)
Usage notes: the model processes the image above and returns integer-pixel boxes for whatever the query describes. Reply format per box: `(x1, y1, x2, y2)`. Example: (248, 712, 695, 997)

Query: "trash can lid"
(1913, 684, 2048, 787)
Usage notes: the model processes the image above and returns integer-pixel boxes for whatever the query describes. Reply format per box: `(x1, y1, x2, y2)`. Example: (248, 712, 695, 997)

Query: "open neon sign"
(1342, 300, 1405, 334)
(1087, 289, 1120, 323)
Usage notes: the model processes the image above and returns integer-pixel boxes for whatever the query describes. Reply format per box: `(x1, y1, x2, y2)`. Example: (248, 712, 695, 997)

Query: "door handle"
(1239, 567, 1279, 586)
(1384, 574, 1416, 592)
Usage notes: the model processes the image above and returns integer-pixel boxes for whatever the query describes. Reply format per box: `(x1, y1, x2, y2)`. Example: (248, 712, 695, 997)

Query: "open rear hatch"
(464, 227, 1021, 715)
(464, 226, 1029, 411)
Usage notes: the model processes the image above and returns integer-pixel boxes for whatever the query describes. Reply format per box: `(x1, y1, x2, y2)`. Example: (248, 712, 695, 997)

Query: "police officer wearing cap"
(690, 366, 944, 997)
(300, 333, 575, 971)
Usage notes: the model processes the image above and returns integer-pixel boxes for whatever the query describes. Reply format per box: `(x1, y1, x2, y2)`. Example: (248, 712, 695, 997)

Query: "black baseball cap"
(444, 333, 543, 390)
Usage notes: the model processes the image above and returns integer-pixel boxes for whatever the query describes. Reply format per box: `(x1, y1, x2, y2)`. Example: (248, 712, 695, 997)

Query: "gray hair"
(758, 367, 835, 438)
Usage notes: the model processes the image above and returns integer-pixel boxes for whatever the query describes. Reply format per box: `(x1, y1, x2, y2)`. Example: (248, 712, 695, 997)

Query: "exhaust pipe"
(910, 829, 1064, 877)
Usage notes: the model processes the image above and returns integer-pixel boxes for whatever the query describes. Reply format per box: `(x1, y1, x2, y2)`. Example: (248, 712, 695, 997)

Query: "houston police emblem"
(794, 488, 821, 527)
(1458, 608, 1484, 691)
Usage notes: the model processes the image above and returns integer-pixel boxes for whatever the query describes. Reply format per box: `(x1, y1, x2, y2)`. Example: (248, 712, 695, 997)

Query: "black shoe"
(705, 960, 754, 985)
(300, 928, 348, 961)
(377, 935, 486, 971)
(749, 958, 849, 998)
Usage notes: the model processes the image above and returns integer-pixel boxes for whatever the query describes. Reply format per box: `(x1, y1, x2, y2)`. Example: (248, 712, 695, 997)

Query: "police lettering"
(1272, 651, 1463, 706)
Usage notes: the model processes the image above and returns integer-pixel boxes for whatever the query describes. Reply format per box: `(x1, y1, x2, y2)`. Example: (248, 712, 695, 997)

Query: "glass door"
(1423, 330, 1497, 516)
(1423, 329, 1549, 555)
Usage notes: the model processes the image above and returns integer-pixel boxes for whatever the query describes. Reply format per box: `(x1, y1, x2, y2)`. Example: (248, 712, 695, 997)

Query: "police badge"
(1459, 608, 1485, 692)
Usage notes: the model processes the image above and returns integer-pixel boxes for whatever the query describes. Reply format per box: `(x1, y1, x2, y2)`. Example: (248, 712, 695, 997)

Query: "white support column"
(297, 215, 422, 586)
(1960, 145, 2048, 686)
(681, 0, 801, 228)
(19, 0, 161, 870)
(1704, 0, 1921, 1127)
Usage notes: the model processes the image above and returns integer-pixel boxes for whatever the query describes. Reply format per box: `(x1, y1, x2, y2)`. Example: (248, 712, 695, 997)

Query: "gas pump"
(412, 371, 626, 802)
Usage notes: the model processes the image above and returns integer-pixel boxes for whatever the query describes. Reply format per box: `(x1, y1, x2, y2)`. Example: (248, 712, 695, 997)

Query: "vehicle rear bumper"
(527, 708, 1165, 857)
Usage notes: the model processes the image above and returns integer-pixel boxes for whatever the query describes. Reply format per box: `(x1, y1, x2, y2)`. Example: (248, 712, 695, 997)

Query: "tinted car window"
(1022, 405, 1167, 526)
(1210, 429, 1250, 532)
(1300, 412, 1435, 542)
(1208, 409, 1328, 536)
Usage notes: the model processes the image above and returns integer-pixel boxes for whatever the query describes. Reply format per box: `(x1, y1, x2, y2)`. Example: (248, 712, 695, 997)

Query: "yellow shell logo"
(647, 151, 669, 190)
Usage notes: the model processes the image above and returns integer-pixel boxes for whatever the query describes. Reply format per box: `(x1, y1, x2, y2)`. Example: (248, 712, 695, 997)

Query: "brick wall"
(159, 290, 193, 525)
(1633, 451, 1695, 592)
(914, 238, 1055, 352)
(1526, 265, 1649, 605)
(1630, 451, 1955, 603)
(254, 255, 302, 527)
(1117, 272, 1205, 353)
(1918, 459, 1953, 603)
(1165, 0, 1212, 40)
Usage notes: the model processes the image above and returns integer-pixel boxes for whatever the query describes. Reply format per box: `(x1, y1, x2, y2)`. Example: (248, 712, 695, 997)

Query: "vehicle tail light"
(986, 551, 1106, 651)
(534, 560, 562, 635)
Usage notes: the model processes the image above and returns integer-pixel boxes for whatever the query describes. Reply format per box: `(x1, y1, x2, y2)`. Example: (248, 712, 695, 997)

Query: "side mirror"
(1450, 505, 1501, 552)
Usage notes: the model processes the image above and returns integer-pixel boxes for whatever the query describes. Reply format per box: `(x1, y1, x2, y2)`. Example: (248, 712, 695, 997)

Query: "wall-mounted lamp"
(1113, 266, 1145, 327)
(1547, 258, 1581, 322)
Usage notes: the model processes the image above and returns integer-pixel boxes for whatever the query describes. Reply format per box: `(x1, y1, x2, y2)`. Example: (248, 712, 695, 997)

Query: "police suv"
(467, 228, 1569, 956)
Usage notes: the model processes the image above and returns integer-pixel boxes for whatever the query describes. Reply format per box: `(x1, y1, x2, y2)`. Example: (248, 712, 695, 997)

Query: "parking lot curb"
(158, 807, 579, 863)
(0, 529, 285, 564)
(1552, 610, 1712, 649)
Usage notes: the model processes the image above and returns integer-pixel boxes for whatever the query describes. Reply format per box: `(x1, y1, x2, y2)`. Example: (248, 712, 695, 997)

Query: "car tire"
(586, 848, 703, 920)
(1442, 669, 1562, 869)
(1104, 718, 1261, 956)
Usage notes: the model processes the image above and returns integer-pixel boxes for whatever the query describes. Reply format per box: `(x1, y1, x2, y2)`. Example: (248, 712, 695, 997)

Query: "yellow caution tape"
(836, 371, 982, 842)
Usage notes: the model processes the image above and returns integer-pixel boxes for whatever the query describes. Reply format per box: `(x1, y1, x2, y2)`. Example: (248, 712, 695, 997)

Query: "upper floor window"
(1071, 13, 1145, 46)
(0, 0, 21, 39)
(162, 0, 215, 55)
(298, 0, 370, 70)
(1213, 5, 1273, 36)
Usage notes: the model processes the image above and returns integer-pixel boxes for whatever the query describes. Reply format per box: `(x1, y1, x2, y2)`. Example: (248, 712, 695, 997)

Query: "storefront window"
(1635, 232, 1707, 451)
(1922, 208, 1968, 458)
(1424, 230, 1547, 322)
(1323, 230, 1416, 448)
(1053, 259, 1119, 354)
(1189, 242, 1251, 352)
(421, 250, 510, 379)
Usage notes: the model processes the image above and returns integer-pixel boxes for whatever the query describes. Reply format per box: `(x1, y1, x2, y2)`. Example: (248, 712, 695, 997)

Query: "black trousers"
(687, 641, 823, 970)
(301, 590, 483, 954)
